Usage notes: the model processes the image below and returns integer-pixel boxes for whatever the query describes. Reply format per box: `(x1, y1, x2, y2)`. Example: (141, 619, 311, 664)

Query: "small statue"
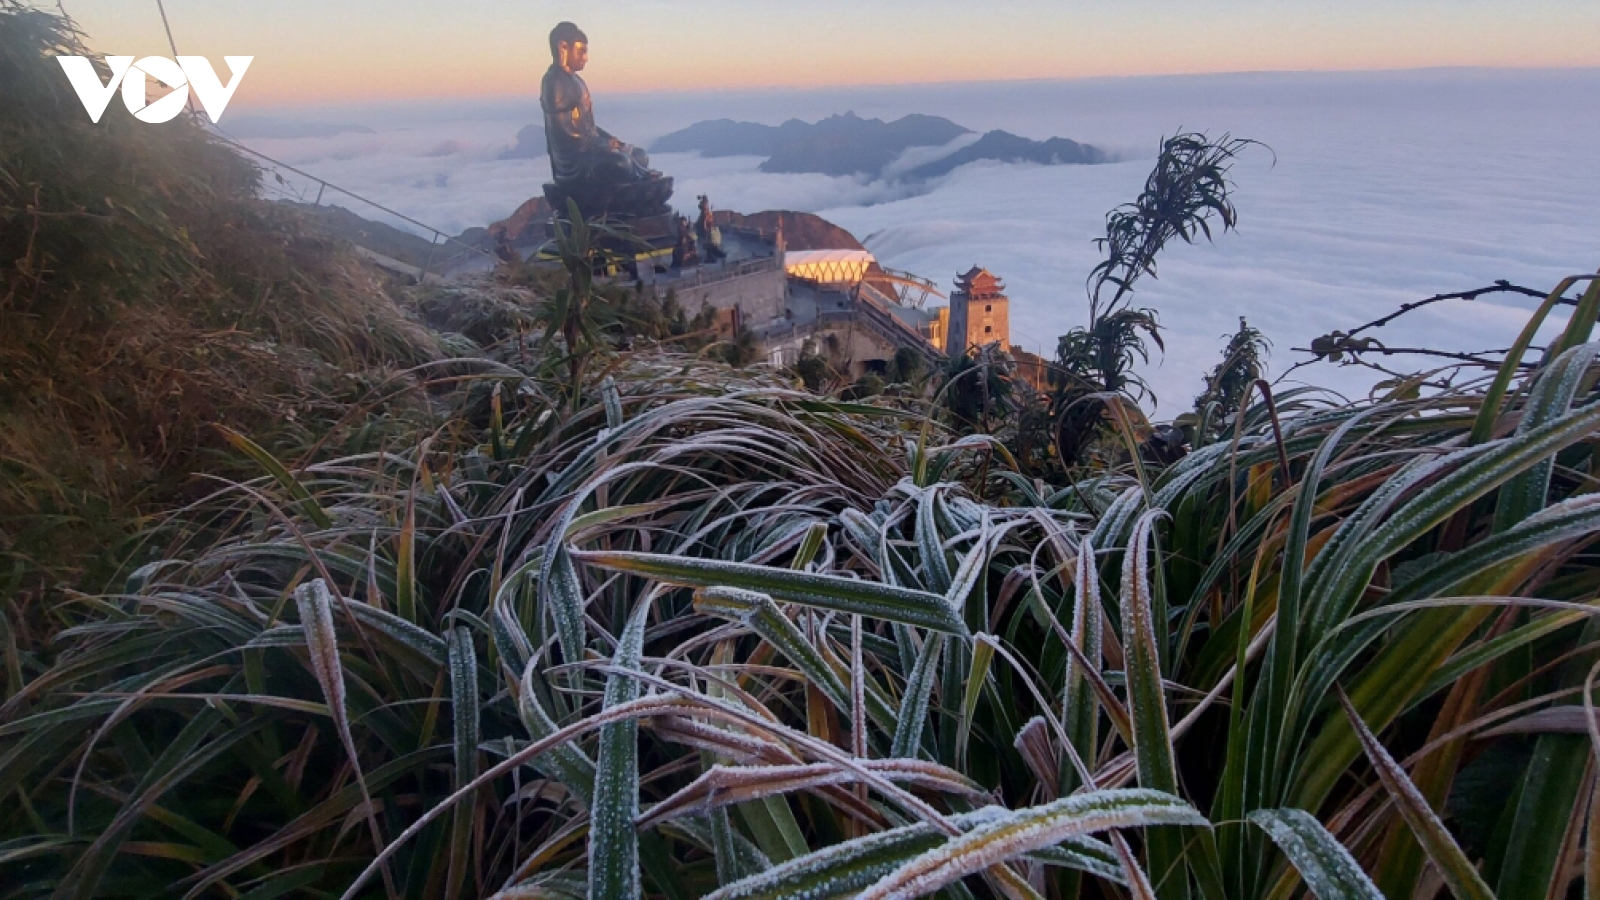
(491, 228, 518, 264)
(695, 195, 726, 262)
(541, 22, 653, 186)
(672, 215, 699, 269)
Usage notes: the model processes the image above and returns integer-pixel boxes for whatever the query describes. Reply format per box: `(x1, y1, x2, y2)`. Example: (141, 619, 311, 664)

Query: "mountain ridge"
(649, 111, 1109, 180)
(906, 129, 1108, 179)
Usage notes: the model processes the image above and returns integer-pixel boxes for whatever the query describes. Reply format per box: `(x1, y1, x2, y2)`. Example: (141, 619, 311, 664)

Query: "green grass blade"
(445, 626, 479, 900)
(516, 659, 596, 807)
(696, 588, 848, 712)
(1554, 275, 1600, 353)
(916, 488, 954, 594)
(588, 601, 649, 900)
(955, 636, 994, 770)
(695, 588, 896, 736)
(1120, 513, 1179, 792)
(541, 544, 590, 669)
(857, 789, 1204, 900)
(710, 806, 745, 887)
(1120, 511, 1189, 900)
(574, 550, 968, 635)
(1494, 733, 1586, 900)
(891, 634, 944, 759)
(602, 376, 623, 428)
(1470, 274, 1591, 445)
(1247, 809, 1382, 900)
(218, 426, 332, 529)
(395, 491, 418, 624)
(1062, 537, 1104, 794)
(792, 522, 827, 570)
(1493, 342, 1599, 532)
(1337, 689, 1493, 900)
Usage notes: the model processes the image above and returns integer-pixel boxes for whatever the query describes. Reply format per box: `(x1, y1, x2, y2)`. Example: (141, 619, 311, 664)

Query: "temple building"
(946, 266, 1010, 355)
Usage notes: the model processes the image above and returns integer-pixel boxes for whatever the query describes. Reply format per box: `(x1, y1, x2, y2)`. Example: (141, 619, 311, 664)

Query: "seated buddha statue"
(540, 22, 672, 218)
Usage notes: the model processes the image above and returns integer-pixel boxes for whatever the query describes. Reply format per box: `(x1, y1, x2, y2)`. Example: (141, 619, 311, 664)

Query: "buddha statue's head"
(549, 22, 588, 73)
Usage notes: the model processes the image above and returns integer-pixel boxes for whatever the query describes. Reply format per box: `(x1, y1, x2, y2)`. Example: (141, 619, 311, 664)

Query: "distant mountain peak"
(650, 113, 970, 177)
(905, 129, 1108, 180)
(647, 113, 1107, 181)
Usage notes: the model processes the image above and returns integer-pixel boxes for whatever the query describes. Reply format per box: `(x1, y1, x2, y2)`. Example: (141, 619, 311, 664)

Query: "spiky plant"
(537, 199, 641, 409)
(1190, 316, 1270, 441)
(1050, 308, 1165, 467)
(1087, 133, 1263, 322)
(714, 326, 762, 369)
(1052, 132, 1258, 468)
(942, 343, 1016, 434)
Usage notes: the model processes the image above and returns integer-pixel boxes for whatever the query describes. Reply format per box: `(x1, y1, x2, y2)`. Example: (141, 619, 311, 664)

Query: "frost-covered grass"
(3, 270, 1599, 898)
(9, 0, 1600, 894)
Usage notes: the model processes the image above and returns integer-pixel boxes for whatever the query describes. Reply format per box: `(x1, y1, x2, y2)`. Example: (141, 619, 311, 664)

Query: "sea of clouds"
(231, 69, 1600, 409)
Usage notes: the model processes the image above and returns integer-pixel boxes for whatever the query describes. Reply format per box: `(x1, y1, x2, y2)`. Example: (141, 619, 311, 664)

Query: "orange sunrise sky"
(57, 0, 1600, 106)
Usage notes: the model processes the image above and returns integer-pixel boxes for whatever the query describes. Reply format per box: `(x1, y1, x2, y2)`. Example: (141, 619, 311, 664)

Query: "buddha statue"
(540, 22, 672, 219)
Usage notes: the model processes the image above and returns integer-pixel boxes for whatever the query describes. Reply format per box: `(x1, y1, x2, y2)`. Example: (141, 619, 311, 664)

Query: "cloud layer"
(236, 69, 1600, 409)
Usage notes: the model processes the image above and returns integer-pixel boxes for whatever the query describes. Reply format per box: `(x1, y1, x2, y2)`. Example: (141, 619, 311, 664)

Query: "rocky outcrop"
(487, 195, 553, 243)
(711, 209, 865, 251)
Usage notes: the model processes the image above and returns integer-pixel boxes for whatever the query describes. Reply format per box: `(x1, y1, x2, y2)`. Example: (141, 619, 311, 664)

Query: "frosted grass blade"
(1470, 274, 1595, 444)
(516, 659, 596, 806)
(856, 789, 1204, 900)
(704, 807, 1128, 900)
(1120, 512, 1189, 900)
(1247, 809, 1381, 900)
(1337, 689, 1492, 900)
(955, 636, 994, 770)
(1062, 537, 1104, 792)
(296, 580, 395, 898)
(1493, 342, 1599, 531)
(575, 550, 968, 635)
(446, 626, 479, 900)
(589, 602, 649, 900)
(891, 634, 944, 759)
(218, 426, 332, 529)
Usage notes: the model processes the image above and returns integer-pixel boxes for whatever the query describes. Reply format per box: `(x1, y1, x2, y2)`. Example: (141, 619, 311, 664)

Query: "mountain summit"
(649, 112, 1108, 181)
(652, 112, 970, 177)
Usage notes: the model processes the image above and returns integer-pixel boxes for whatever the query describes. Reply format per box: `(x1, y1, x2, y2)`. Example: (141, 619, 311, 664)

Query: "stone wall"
(656, 262, 787, 328)
(766, 318, 909, 379)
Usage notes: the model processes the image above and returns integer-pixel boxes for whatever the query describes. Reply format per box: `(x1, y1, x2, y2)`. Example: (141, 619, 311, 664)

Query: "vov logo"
(57, 56, 252, 124)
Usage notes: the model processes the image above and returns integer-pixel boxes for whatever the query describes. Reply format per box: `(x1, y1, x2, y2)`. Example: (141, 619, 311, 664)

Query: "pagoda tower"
(947, 266, 1009, 355)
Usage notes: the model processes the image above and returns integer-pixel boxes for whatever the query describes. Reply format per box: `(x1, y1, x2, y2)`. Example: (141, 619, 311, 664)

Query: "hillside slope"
(0, 4, 443, 592)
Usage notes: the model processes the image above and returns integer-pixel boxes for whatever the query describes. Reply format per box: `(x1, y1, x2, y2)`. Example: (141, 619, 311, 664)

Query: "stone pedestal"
(539, 208, 678, 279)
(541, 176, 674, 221)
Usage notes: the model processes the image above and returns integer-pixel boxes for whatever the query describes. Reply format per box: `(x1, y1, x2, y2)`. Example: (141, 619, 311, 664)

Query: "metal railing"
(656, 253, 781, 289)
(853, 282, 945, 364)
(208, 131, 495, 278)
(876, 266, 946, 307)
